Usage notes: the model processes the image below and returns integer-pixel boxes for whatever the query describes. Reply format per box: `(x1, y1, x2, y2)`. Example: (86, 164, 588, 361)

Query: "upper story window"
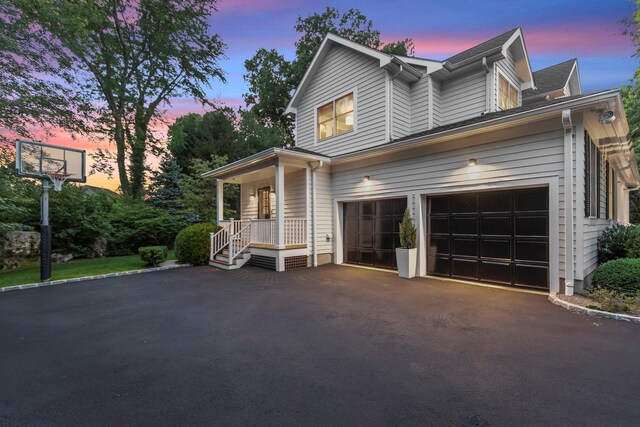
(498, 75, 518, 110)
(317, 93, 354, 141)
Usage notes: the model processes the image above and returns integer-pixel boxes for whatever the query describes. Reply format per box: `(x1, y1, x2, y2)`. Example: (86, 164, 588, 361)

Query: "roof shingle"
(445, 28, 519, 65)
(523, 59, 577, 99)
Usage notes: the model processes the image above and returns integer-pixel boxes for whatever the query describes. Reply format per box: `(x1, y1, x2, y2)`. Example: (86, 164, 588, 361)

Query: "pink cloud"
(395, 23, 634, 60)
(216, 0, 303, 13)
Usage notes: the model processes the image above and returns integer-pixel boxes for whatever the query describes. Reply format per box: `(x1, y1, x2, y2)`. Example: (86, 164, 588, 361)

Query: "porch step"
(209, 249, 251, 270)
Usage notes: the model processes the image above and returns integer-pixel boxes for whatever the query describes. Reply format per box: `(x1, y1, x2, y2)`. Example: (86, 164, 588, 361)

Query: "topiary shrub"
(626, 226, 640, 258)
(138, 246, 168, 267)
(399, 208, 416, 249)
(174, 223, 220, 266)
(591, 258, 640, 296)
(597, 223, 635, 263)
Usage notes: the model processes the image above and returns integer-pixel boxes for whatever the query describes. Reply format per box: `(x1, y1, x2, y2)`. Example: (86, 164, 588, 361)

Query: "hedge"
(138, 246, 168, 267)
(174, 223, 220, 266)
(591, 258, 640, 296)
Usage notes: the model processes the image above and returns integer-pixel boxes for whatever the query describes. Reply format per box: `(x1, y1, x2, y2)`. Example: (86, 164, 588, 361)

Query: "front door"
(258, 187, 271, 219)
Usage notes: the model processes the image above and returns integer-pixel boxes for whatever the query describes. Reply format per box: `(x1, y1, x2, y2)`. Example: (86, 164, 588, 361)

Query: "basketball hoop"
(46, 172, 71, 191)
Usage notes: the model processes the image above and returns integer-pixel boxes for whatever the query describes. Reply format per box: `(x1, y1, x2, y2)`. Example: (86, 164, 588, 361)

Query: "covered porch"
(202, 147, 329, 271)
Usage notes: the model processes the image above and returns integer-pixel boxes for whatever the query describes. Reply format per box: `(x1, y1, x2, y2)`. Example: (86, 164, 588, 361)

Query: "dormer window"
(498, 75, 519, 110)
(317, 93, 354, 141)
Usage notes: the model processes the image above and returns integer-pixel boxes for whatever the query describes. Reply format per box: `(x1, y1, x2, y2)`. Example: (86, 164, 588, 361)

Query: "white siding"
(307, 165, 333, 255)
(392, 78, 411, 139)
(332, 129, 568, 278)
(495, 47, 522, 108)
(240, 169, 306, 220)
(581, 125, 613, 278)
(431, 77, 443, 127)
(296, 44, 387, 156)
(410, 70, 430, 133)
(441, 69, 487, 125)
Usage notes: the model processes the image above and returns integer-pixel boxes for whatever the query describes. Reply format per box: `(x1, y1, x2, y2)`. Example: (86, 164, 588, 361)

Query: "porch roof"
(201, 147, 329, 180)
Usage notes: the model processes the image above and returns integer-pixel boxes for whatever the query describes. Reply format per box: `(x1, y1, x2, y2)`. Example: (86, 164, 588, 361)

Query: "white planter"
(396, 248, 417, 279)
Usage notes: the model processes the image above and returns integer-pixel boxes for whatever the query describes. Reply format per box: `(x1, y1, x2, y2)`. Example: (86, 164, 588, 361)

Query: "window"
(317, 93, 354, 141)
(584, 131, 602, 218)
(498, 75, 519, 110)
(257, 187, 271, 219)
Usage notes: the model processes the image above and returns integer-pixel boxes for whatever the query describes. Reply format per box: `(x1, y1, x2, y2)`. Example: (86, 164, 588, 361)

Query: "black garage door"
(427, 188, 549, 290)
(343, 198, 407, 269)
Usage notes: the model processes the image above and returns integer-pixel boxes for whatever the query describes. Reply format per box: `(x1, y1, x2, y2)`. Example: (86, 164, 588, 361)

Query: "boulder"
(51, 253, 74, 264)
(1, 231, 40, 259)
(87, 237, 107, 258)
(0, 258, 21, 271)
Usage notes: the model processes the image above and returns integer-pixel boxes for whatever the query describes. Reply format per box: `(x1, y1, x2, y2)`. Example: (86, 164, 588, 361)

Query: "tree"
(237, 110, 287, 154)
(4, 0, 226, 199)
(290, 7, 382, 86)
(168, 108, 238, 174)
(242, 7, 414, 147)
(0, 5, 91, 142)
(621, 82, 640, 223)
(243, 49, 294, 145)
(179, 156, 234, 223)
(147, 155, 183, 215)
(381, 38, 415, 56)
(622, 5, 640, 223)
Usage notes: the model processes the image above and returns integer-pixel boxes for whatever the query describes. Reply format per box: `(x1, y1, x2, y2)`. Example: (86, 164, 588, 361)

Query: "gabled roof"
(445, 28, 519, 66)
(523, 59, 579, 100)
(285, 33, 433, 115)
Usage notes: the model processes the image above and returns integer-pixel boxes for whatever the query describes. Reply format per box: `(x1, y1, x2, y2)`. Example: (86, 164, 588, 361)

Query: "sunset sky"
(33, 0, 640, 191)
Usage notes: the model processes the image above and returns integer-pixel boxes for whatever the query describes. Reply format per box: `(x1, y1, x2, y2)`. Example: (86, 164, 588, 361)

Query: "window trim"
(584, 131, 602, 219)
(314, 88, 357, 144)
(497, 71, 520, 111)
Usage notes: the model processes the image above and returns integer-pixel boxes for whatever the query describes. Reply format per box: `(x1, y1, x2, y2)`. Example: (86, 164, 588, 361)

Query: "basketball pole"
(40, 180, 52, 281)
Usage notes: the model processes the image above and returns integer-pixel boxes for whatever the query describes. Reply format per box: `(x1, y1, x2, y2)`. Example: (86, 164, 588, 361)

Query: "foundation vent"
(284, 256, 308, 271)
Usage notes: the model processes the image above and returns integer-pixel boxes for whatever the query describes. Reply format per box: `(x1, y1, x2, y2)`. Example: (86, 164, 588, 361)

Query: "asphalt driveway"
(1, 265, 639, 426)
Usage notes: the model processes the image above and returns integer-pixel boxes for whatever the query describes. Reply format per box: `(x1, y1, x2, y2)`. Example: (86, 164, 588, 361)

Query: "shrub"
(597, 223, 635, 263)
(591, 258, 640, 296)
(399, 208, 416, 249)
(139, 246, 168, 267)
(107, 200, 181, 256)
(174, 223, 220, 266)
(626, 226, 640, 258)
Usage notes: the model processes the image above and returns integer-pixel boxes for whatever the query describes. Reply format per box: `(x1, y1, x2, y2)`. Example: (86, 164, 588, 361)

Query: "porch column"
(216, 180, 224, 225)
(275, 161, 285, 252)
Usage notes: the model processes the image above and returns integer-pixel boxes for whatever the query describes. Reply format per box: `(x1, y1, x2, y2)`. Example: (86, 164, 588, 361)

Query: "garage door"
(343, 198, 407, 269)
(427, 188, 549, 290)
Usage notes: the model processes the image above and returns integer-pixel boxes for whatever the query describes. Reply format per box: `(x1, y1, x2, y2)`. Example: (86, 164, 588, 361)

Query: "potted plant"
(396, 208, 417, 279)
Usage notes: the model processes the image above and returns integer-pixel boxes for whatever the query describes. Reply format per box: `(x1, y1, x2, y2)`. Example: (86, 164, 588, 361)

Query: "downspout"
(562, 109, 575, 296)
(307, 160, 323, 267)
(388, 64, 403, 141)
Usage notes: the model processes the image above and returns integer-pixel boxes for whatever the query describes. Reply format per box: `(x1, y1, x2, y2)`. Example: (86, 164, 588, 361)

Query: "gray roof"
(379, 93, 590, 146)
(523, 59, 576, 99)
(445, 28, 519, 65)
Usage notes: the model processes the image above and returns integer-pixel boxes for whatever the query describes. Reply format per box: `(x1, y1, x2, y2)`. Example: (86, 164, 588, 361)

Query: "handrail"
(228, 223, 251, 265)
(210, 224, 230, 260)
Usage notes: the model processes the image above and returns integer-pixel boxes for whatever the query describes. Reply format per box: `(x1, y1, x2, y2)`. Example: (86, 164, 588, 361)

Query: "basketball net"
(46, 172, 70, 191)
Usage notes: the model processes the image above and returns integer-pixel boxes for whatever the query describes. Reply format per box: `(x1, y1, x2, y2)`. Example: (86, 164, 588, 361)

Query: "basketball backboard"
(15, 140, 86, 184)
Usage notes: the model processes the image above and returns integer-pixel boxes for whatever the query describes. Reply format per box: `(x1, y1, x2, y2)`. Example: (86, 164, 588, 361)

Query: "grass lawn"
(0, 250, 176, 288)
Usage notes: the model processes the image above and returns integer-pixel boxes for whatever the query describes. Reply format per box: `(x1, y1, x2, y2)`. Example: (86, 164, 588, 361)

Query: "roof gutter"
(202, 148, 330, 179)
(331, 89, 622, 165)
(443, 46, 503, 72)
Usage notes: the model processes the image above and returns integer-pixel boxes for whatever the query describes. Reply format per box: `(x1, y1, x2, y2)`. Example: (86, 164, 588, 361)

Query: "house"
(203, 28, 640, 295)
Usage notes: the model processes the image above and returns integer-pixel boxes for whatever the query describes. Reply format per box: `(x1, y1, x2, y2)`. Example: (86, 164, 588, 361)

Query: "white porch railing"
(229, 223, 251, 262)
(210, 218, 308, 265)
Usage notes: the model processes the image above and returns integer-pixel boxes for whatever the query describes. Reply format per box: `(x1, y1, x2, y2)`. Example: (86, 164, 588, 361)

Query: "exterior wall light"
(468, 158, 477, 167)
(363, 175, 370, 182)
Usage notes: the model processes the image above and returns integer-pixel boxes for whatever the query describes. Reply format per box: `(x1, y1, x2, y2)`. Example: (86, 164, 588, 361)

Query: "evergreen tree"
(147, 155, 184, 216)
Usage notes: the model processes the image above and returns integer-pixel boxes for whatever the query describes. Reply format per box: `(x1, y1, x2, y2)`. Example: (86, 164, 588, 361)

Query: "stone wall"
(0, 231, 40, 270)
